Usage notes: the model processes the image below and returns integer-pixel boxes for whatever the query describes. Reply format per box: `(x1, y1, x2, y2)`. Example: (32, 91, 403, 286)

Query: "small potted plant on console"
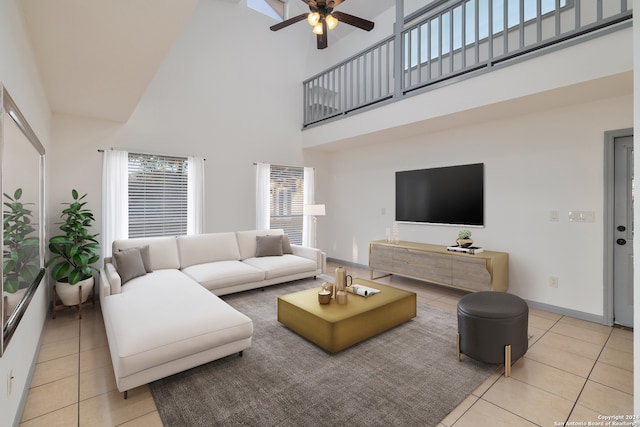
(456, 230, 473, 248)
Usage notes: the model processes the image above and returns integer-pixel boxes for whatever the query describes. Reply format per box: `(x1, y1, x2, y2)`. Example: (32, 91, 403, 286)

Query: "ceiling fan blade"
(270, 13, 309, 31)
(317, 21, 328, 49)
(317, 33, 328, 49)
(332, 11, 374, 31)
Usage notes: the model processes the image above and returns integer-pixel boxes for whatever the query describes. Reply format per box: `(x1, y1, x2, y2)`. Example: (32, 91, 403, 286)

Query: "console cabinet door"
(451, 257, 491, 291)
(393, 248, 452, 284)
(369, 244, 394, 272)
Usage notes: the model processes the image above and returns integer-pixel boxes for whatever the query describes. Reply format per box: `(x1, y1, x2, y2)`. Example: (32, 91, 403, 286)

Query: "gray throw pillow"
(113, 247, 147, 284)
(116, 245, 152, 273)
(282, 234, 293, 254)
(132, 245, 153, 272)
(255, 235, 284, 257)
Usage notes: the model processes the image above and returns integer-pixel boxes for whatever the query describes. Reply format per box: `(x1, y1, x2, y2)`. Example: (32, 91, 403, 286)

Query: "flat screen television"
(395, 163, 484, 226)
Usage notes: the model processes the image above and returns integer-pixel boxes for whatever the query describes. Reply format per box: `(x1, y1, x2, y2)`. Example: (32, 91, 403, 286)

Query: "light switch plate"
(568, 211, 595, 223)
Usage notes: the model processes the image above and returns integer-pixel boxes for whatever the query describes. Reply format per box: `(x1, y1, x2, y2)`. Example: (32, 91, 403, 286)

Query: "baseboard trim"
(524, 300, 607, 326)
(326, 257, 369, 271)
(327, 257, 608, 326)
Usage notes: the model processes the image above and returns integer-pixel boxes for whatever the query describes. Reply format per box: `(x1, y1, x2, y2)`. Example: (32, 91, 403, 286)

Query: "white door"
(613, 135, 633, 327)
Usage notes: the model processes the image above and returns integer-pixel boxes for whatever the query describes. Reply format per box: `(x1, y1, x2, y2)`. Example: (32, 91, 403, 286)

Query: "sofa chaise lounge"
(99, 229, 326, 395)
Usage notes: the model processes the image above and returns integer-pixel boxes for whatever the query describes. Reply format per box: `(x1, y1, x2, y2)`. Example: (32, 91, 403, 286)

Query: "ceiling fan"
(270, 0, 375, 50)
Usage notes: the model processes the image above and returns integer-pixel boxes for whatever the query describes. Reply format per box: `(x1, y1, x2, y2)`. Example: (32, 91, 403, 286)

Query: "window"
(128, 153, 188, 238)
(269, 165, 304, 244)
(256, 163, 315, 247)
(248, 0, 285, 21)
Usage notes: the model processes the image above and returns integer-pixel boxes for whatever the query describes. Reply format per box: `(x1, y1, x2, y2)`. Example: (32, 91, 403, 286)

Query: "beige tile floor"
(20, 262, 634, 426)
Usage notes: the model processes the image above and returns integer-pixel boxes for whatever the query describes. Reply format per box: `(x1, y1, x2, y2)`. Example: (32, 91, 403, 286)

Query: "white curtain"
(302, 166, 315, 247)
(255, 162, 270, 230)
(101, 150, 129, 258)
(187, 156, 205, 235)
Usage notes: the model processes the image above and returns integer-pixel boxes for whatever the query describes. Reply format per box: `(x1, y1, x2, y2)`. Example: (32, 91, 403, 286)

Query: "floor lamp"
(304, 204, 326, 248)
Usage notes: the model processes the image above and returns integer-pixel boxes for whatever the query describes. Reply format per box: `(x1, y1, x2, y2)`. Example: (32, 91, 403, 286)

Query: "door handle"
(616, 238, 627, 245)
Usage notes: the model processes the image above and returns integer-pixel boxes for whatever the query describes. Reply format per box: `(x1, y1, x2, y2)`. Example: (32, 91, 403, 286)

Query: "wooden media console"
(369, 240, 508, 292)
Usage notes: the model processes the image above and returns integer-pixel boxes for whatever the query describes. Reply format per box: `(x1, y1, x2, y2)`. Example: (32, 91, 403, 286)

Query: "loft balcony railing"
(302, 0, 633, 128)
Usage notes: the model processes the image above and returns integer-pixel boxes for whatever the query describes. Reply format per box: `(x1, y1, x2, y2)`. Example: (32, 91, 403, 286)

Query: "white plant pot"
(55, 277, 94, 306)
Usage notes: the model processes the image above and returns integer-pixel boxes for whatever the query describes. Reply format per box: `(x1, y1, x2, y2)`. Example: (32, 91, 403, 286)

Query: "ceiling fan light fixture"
(269, 1, 375, 50)
(307, 12, 320, 26)
(325, 14, 338, 30)
(312, 22, 324, 35)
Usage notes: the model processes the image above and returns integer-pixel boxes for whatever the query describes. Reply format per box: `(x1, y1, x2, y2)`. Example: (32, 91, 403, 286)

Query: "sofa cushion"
(177, 233, 241, 269)
(181, 260, 265, 292)
(102, 271, 253, 379)
(113, 237, 180, 271)
(243, 254, 318, 280)
(255, 235, 283, 257)
(236, 229, 284, 260)
(112, 248, 147, 285)
(117, 269, 181, 292)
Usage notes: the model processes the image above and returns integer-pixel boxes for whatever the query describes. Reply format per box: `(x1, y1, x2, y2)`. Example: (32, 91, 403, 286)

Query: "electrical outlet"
(7, 370, 13, 397)
(549, 276, 559, 288)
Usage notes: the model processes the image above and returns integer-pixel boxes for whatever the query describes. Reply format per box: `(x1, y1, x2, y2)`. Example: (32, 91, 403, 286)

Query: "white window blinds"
(128, 153, 188, 238)
(270, 165, 304, 245)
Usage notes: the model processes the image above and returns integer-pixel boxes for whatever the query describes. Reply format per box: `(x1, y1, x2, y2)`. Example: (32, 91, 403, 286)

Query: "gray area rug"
(150, 278, 497, 426)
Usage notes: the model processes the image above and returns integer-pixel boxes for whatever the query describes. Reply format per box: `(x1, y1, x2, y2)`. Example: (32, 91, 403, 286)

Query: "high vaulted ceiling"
(19, 0, 199, 123)
(18, 0, 393, 123)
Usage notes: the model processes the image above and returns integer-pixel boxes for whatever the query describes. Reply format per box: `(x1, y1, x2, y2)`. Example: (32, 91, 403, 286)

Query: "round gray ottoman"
(456, 291, 528, 376)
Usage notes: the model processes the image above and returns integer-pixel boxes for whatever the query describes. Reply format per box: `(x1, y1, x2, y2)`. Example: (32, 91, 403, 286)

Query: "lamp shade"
(312, 22, 324, 35)
(325, 14, 338, 30)
(307, 12, 320, 26)
(304, 204, 326, 216)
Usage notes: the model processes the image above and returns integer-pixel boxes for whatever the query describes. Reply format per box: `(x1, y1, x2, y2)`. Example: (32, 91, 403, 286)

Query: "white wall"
(49, 0, 321, 239)
(1, 0, 636, 420)
(0, 1, 51, 425)
(300, 6, 633, 320)
(317, 94, 632, 318)
(48, 0, 634, 320)
(39, 0, 640, 415)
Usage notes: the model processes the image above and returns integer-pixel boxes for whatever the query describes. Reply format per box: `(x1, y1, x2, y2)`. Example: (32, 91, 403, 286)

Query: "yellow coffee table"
(277, 279, 417, 353)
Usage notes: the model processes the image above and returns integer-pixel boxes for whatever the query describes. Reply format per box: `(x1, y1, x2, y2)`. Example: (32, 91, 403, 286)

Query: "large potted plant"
(47, 189, 100, 306)
(3, 188, 41, 313)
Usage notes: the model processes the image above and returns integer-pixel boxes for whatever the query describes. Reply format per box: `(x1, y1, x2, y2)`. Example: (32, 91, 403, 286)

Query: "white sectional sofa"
(99, 229, 325, 396)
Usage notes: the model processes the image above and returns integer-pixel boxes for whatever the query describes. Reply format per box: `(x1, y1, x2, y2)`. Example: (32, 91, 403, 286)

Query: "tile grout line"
(453, 313, 566, 426)
(561, 326, 615, 426)
(445, 309, 565, 426)
(482, 314, 565, 427)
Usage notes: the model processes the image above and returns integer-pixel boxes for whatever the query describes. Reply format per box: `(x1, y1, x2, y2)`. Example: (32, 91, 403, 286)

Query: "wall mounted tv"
(395, 163, 484, 226)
